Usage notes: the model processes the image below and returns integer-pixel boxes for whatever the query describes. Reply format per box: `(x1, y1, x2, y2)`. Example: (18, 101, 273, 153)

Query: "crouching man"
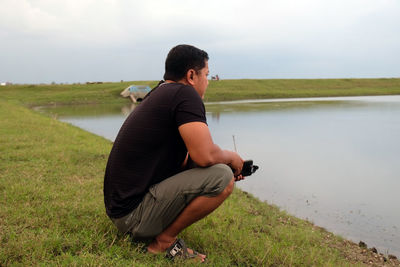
(104, 44, 244, 262)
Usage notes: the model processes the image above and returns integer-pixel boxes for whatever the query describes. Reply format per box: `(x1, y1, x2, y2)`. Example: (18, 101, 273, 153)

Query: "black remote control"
(240, 160, 259, 176)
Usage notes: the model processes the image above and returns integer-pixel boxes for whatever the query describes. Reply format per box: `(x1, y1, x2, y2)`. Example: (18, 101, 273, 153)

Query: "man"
(104, 44, 244, 262)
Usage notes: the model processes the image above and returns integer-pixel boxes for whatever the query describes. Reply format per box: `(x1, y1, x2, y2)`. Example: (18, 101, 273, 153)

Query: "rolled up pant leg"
(111, 163, 233, 239)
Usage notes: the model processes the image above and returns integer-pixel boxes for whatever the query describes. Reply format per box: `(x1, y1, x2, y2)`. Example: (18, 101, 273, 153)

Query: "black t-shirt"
(104, 82, 207, 218)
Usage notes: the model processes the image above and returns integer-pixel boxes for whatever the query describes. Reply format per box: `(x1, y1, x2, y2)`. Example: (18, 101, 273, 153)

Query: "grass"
(2, 79, 400, 266)
(203, 78, 400, 102)
(2, 78, 400, 106)
(1, 81, 157, 107)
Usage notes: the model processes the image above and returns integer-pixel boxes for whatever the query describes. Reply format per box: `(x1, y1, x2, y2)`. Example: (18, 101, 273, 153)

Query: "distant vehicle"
(120, 85, 151, 103)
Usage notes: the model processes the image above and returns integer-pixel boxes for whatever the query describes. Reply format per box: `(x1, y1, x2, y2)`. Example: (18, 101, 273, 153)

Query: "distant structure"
(0, 82, 12, 86)
(120, 85, 151, 103)
(211, 74, 220, 81)
(86, 81, 103, 84)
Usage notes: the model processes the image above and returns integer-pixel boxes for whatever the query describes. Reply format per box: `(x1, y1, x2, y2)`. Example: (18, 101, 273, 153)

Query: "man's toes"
(187, 248, 206, 260)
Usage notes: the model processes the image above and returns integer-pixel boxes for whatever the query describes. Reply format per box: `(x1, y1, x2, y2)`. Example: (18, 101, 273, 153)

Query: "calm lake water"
(41, 95, 400, 257)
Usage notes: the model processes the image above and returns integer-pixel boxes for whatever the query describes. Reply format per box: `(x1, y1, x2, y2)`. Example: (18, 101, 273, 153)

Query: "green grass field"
(1, 79, 399, 266)
(2, 78, 400, 106)
(205, 78, 400, 101)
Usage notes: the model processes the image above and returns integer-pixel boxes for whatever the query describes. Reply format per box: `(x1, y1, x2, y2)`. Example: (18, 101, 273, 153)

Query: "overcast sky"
(1, 0, 399, 84)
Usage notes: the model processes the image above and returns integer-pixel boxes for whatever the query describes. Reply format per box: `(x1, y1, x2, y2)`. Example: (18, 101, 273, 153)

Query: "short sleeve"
(173, 85, 207, 127)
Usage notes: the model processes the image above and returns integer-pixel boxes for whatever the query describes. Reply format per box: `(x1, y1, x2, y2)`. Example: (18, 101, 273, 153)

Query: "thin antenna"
(232, 135, 237, 152)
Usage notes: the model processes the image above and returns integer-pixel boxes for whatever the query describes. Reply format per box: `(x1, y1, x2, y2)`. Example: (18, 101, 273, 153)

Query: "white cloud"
(0, 0, 399, 83)
(1, 0, 399, 46)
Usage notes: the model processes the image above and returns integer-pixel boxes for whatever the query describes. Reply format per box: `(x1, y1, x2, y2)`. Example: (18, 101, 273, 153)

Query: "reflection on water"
(35, 102, 136, 117)
(38, 102, 137, 141)
(41, 95, 400, 257)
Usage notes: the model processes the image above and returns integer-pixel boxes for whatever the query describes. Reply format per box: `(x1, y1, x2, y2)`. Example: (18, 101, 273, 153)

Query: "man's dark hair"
(163, 44, 209, 81)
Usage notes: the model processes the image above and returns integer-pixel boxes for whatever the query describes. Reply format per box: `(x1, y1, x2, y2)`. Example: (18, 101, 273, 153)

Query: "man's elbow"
(191, 154, 216, 167)
(194, 158, 214, 167)
(189, 145, 224, 167)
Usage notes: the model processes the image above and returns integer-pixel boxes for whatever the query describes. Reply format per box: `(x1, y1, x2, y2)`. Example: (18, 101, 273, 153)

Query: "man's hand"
(227, 151, 244, 176)
(234, 174, 245, 182)
(228, 151, 245, 181)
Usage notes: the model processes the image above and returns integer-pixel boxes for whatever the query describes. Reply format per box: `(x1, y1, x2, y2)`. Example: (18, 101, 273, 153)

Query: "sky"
(1, 0, 399, 84)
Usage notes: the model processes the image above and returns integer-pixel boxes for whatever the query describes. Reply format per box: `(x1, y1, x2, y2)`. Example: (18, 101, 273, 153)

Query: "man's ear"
(186, 69, 195, 86)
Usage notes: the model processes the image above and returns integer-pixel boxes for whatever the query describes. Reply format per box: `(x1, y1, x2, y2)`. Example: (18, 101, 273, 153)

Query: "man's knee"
(212, 163, 234, 197)
(222, 178, 234, 197)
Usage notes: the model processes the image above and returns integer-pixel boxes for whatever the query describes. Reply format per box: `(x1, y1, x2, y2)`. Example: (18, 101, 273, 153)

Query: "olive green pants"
(111, 164, 233, 239)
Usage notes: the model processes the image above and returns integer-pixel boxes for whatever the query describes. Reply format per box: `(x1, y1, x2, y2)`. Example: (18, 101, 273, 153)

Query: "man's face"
(193, 61, 209, 99)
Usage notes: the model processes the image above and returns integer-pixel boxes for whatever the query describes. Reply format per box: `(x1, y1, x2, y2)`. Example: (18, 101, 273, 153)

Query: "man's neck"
(166, 79, 189, 86)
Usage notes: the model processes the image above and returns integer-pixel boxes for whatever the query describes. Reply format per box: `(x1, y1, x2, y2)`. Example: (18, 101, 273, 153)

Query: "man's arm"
(178, 121, 244, 175)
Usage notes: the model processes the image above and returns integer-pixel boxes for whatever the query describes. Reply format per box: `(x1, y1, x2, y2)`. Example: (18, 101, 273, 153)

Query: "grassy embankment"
(2, 78, 400, 106)
(1, 79, 400, 266)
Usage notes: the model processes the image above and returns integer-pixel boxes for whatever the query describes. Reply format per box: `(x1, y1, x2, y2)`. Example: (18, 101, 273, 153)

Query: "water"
(41, 95, 400, 256)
